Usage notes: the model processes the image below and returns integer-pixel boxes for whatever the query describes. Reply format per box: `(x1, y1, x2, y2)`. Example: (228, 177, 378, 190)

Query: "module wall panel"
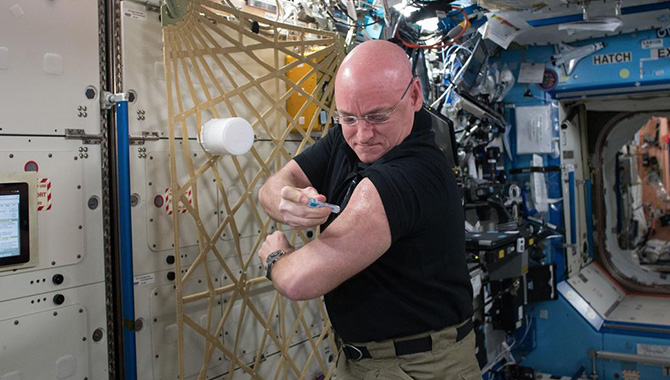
(0, 0, 101, 135)
(144, 142, 219, 252)
(151, 275, 226, 379)
(0, 140, 92, 269)
(0, 282, 108, 379)
(0, 138, 104, 302)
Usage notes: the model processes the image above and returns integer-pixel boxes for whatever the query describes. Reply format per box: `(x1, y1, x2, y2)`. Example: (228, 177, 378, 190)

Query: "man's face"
(336, 79, 417, 164)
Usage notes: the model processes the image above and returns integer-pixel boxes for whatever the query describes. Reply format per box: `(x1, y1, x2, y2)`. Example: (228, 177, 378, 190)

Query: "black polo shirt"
(294, 109, 473, 342)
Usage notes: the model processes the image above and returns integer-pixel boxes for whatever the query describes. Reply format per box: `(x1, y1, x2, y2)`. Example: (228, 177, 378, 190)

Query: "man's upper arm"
(274, 178, 392, 299)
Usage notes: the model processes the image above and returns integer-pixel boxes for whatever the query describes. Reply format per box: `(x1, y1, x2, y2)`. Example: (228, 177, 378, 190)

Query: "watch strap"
(265, 249, 286, 281)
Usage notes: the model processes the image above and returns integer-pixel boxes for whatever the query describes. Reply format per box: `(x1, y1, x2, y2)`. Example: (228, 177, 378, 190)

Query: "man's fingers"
(281, 186, 307, 204)
(277, 186, 332, 228)
(303, 187, 325, 202)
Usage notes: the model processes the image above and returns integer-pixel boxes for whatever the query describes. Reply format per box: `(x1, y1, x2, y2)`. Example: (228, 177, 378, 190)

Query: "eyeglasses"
(334, 77, 414, 126)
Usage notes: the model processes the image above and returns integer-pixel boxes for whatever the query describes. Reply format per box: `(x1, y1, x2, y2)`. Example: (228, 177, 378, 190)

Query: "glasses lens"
(338, 115, 358, 125)
(364, 113, 391, 124)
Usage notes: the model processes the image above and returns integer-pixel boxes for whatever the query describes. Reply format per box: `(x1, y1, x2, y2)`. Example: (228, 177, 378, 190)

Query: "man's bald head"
(335, 40, 412, 92)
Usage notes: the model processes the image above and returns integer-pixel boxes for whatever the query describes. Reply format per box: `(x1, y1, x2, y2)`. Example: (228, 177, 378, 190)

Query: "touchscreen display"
(0, 182, 30, 267)
(0, 193, 21, 259)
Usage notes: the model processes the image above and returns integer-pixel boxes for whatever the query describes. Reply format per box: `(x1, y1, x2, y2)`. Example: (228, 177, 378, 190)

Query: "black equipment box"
(465, 231, 519, 265)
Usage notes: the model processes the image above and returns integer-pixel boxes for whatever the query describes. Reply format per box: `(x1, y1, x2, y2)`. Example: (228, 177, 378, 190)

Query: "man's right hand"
(278, 186, 332, 228)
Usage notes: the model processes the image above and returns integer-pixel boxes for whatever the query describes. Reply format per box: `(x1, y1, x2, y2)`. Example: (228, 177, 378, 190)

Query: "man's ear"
(411, 80, 424, 111)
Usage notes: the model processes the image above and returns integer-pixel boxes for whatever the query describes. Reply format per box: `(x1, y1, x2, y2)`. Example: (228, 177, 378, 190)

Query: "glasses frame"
(334, 77, 415, 126)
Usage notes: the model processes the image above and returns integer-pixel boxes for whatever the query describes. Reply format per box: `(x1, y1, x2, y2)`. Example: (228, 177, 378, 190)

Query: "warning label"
(651, 48, 670, 59)
(164, 186, 193, 215)
(592, 52, 632, 65)
(36, 178, 52, 211)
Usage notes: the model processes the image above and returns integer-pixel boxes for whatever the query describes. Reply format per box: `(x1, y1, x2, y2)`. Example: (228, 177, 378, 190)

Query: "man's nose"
(357, 121, 375, 142)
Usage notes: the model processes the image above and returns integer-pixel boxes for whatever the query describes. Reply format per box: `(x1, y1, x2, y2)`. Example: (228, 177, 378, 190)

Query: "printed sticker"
(133, 273, 155, 286)
(592, 52, 632, 65)
(641, 38, 663, 49)
(651, 47, 670, 59)
(164, 186, 193, 215)
(124, 9, 147, 21)
(637, 343, 670, 358)
(36, 178, 52, 211)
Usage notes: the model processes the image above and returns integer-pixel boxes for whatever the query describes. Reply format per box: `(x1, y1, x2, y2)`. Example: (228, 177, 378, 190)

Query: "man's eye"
(366, 114, 389, 123)
(341, 116, 358, 124)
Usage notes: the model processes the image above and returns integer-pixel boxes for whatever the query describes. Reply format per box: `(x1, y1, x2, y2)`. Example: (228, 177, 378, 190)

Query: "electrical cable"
(396, 5, 470, 49)
(430, 55, 469, 108)
(333, 4, 382, 27)
(325, 8, 354, 26)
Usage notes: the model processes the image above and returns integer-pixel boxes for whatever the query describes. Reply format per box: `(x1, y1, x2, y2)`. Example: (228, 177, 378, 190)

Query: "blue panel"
(601, 333, 670, 379)
(519, 292, 670, 377)
(557, 281, 604, 331)
(520, 297, 603, 376)
(548, 30, 670, 94)
(496, 30, 670, 101)
(502, 103, 565, 278)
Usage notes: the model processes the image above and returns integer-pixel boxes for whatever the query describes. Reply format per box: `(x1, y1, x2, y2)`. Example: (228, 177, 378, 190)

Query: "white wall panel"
(0, 282, 109, 379)
(0, 1, 108, 378)
(121, 2, 167, 137)
(144, 143, 220, 252)
(0, 138, 104, 300)
(0, 0, 101, 135)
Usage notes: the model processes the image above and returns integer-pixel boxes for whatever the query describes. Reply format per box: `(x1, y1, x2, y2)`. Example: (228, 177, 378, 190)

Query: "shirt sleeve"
(364, 157, 450, 243)
(293, 127, 339, 191)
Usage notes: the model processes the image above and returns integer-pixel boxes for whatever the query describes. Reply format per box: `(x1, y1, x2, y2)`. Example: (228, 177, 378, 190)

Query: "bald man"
(258, 40, 481, 379)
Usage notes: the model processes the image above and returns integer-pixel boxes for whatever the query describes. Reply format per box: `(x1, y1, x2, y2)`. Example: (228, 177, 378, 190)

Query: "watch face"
(267, 250, 285, 263)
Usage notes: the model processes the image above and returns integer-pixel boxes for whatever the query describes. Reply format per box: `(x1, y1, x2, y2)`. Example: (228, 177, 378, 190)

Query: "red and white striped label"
(164, 186, 192, 215)
(37, 178, 52, 211)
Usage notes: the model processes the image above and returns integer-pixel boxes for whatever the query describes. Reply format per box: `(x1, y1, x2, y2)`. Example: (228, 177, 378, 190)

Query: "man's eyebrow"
(338, 106, 391, 116)
(364, 106, 389, 114)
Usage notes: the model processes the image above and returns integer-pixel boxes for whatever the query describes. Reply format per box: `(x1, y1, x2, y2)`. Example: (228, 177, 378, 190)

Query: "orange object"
(286, 54, 323, 132)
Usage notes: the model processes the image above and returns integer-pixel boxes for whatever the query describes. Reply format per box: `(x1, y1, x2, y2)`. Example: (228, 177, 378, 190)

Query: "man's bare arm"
(259, 178, 392, 300)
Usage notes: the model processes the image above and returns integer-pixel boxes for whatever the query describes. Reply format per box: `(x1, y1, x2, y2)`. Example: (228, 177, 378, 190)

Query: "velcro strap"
(342, 344, 371, 360)
(394, 336, 432, 356)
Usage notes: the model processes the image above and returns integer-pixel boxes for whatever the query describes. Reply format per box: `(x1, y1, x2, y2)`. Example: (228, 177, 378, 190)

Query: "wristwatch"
(265, 249, 286, 281)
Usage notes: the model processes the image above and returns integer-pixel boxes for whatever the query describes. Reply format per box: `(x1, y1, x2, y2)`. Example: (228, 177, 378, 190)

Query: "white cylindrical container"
(199, 117, 254, 156)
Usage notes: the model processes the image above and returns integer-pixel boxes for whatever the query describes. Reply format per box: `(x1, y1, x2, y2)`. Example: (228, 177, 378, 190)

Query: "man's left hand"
(259, 231, 294, 268)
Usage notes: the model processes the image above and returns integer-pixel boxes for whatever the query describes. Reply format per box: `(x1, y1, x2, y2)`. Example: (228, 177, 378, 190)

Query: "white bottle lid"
(199, 118, 254, 156)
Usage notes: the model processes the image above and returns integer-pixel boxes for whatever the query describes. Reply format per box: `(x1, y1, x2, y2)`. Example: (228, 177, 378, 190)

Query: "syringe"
(307, 197, 341, 213)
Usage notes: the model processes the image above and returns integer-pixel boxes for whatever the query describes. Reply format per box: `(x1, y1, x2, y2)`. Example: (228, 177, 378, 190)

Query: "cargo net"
(161, 1, 343, 378)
